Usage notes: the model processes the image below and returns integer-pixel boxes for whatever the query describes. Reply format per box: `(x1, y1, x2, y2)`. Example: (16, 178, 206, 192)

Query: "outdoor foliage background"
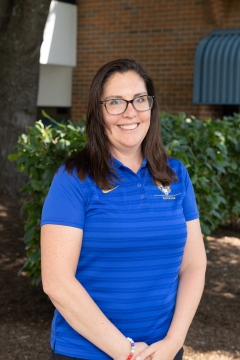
(8, 112, 240, 285)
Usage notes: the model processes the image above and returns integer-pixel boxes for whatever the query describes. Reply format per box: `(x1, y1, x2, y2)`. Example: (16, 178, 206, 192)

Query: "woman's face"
(101, 71, 151, 157)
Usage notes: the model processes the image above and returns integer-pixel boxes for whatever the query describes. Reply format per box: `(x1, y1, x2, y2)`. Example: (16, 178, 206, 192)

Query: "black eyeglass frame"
(100, 95, 154, 115)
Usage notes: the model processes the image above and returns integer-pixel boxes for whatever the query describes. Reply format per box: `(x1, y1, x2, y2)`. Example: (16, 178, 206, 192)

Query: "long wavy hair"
(65, 58, 177, 188)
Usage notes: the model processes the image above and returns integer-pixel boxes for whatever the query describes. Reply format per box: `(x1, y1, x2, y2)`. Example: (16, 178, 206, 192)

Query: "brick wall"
(71, 0, 240, 121)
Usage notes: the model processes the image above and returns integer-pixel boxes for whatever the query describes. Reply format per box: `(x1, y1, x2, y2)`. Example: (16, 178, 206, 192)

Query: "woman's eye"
(135, 96, 145, 103)
(109, 99, 122, 105)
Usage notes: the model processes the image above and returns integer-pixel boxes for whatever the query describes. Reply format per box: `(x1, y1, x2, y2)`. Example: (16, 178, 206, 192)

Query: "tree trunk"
(0, 0, 51, 194)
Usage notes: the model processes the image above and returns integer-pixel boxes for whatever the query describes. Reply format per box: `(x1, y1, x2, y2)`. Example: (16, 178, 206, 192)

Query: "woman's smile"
(118, 123, 139, 130)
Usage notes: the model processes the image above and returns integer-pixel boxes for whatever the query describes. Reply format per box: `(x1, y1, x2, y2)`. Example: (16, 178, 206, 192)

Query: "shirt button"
(140, 194, 145, 199)
(137, 183, 142, 187)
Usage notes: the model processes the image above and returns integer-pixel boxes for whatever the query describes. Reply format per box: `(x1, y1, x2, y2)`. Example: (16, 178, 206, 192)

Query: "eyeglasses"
(100, 95, 154, 115)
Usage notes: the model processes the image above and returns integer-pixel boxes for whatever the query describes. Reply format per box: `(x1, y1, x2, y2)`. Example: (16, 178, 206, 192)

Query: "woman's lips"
(118, 123, 138, 130)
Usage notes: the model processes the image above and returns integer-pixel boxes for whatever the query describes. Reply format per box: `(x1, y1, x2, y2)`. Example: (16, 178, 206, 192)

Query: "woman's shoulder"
(55, 163, 77, 179)
(41, 164, 88, 228)
(168, 157, 186, 171)
(50, 164, 92, 194)
(54, 164, 86, 181)
(168, 157, 191, 185)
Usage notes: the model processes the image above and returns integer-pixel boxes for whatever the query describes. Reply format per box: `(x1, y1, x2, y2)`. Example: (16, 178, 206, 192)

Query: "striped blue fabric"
(41, 158, 199, 359)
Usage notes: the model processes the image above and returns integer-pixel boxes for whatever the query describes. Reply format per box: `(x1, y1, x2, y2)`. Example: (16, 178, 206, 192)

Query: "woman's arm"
(41, 224, 149, 360)
(135, 218, 207, 360)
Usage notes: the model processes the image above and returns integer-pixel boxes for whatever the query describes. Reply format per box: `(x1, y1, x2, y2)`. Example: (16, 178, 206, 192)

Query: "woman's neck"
(110, 147, 143, 173)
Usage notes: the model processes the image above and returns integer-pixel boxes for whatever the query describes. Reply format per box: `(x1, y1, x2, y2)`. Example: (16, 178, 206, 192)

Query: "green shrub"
(9, 113, 240, 284)
(161, 112, 240, 235)
(8, 118, 87, 284)
(216, 115, 240, 229)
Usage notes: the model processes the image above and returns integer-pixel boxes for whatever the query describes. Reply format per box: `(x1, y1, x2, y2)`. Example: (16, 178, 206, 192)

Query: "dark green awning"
(193, 29, 240, 105)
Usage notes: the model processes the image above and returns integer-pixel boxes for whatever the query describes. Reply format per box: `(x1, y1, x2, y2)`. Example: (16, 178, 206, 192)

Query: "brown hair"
(65, 58, 177, 188)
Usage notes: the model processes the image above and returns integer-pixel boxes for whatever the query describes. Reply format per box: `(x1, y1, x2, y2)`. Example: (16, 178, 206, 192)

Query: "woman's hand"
(133, 342, 151, 360)
(114, 342, 150, 360)
(135, 337, 181, 360)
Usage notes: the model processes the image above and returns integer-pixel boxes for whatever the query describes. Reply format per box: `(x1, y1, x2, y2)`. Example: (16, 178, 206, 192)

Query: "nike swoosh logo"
(102, 186, 119, 193)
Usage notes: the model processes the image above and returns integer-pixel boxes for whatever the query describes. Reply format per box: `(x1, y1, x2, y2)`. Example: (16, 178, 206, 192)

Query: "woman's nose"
(123, 102, 137, 117)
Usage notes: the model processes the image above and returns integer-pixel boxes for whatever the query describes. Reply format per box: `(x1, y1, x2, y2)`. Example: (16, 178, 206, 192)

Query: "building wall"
(71, 0, 240, 121)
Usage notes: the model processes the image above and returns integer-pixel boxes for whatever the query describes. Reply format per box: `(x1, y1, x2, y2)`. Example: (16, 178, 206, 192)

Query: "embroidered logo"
(102, 186, 119, 194)
(156, 181, 171, 195)
(155, 181, 178, 200)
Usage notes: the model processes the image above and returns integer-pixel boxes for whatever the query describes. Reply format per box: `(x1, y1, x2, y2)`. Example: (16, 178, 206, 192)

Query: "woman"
(41, 58, 207, 360)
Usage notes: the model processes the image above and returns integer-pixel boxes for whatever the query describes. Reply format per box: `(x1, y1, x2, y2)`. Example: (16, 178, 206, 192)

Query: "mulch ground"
(0, 192, 239, 360)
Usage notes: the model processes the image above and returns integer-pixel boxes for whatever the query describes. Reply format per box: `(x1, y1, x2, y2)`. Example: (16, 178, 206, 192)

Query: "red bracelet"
(126, 337, 135, 360)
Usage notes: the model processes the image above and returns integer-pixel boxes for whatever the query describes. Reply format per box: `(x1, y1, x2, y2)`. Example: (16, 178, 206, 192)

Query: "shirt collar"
(111, 156, 148, 170)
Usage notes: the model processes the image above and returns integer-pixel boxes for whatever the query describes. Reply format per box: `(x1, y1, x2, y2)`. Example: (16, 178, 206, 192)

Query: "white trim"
(40, 1, 77, 67)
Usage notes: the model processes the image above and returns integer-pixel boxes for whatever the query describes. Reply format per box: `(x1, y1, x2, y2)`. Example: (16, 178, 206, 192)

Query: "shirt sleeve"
(181, 164, 199, 222)
(41, 165, 85, 229)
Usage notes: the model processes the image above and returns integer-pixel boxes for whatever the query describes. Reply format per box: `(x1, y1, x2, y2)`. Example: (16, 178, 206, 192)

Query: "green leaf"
(30, 179, 42, 191)
(8, 153, 19, 161)
(23, 228, 35, 244)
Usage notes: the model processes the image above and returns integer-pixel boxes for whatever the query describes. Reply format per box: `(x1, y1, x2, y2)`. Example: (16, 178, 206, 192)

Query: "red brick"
(71, 0, 240, 120)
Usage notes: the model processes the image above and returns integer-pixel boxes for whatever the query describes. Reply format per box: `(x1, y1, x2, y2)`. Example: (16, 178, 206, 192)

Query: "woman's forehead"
(102, 71, 147, 98)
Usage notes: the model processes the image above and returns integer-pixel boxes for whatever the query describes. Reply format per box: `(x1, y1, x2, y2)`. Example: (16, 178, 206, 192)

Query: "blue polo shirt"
(41, 157, 199, 359)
